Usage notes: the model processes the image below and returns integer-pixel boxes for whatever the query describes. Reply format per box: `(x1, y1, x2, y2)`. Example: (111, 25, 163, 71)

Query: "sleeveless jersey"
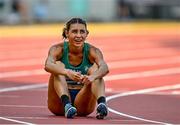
(60, 41, 93, 85)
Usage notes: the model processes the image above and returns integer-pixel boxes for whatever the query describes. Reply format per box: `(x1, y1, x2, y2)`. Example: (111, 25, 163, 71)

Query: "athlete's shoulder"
(48, 42, 65, 59)
(86, 43, 95, 49)
(87, 42, 103, 62)
(49, 42, 64, 51)
(87, 43, 101, 53)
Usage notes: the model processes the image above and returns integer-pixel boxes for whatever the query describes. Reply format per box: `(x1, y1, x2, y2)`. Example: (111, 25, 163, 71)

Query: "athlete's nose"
(76, 32, 81, 37)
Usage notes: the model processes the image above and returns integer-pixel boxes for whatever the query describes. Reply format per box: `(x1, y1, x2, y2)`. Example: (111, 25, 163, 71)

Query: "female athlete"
(44, 17, 109, 119)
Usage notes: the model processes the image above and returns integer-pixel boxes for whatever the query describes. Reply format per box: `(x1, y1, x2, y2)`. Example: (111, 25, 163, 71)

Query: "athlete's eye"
(71, 30, 78, 34)
(80, 30, 85, 34)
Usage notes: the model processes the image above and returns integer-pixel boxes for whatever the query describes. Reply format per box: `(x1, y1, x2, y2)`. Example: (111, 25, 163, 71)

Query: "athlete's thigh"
(73, 84, 96, 116)
(73, 64, 98, 115)
(48, 74, 64, 116)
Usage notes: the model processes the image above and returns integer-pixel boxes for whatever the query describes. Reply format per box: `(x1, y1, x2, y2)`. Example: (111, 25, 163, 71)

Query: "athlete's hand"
(65, 69, 82, 82)
(81, 75, 96, 85)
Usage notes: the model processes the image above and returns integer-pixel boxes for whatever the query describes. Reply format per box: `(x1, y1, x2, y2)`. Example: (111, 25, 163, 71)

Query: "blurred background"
(0, 0, 180, 25)
(0, 1, 180, 123)
(0, 0, 180, 84)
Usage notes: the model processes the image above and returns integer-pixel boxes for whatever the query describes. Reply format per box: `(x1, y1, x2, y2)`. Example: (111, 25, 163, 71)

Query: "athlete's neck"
(69, 44, 83, 54)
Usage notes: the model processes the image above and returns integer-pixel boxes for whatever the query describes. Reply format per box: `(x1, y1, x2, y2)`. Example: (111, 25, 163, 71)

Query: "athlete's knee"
(93, 78, 104, 85)
(91, 78, 105, 91)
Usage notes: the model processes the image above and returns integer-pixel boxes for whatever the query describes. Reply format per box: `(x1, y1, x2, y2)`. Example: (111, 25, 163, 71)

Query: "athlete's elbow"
(44, 66, 49, 72)
(104, 65, 109, 75)
(105, 68, 109, 75)
(106, 69, 109, 74)
(44, 63, 52, 73)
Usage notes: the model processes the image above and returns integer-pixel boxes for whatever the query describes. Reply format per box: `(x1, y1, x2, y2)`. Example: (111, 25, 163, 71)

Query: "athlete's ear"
(86, 30, 89, 36)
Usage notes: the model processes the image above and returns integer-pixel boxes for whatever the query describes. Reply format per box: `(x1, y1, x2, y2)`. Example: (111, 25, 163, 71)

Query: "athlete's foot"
(96, 103, 108, 119)
(64, 103, 77, 118)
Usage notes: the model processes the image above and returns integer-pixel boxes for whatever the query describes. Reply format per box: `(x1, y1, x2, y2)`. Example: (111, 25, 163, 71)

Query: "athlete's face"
(66, 23, 88, 47)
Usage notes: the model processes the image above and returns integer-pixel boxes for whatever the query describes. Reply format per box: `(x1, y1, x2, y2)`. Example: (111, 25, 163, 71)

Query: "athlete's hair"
(62, 18, 88, 39)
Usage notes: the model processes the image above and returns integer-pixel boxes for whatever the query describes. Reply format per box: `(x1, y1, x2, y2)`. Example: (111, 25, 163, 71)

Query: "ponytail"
(62, 27, 67, 39)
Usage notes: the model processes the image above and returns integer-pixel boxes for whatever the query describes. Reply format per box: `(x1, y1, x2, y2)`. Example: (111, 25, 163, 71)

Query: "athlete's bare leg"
(48, 74, 64, 115)
(47, 62, 71, 116)
(74, 64, 106, 116)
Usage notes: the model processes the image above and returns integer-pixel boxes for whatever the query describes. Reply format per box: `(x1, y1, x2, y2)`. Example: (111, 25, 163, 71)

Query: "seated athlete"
(44, 17, 109, 119)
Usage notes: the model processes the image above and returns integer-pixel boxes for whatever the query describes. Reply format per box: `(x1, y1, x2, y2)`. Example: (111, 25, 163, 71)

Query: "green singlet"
(60, 41, 93, 85)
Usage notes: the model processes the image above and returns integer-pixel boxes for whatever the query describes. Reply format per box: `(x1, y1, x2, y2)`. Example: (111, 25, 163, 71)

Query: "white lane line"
(1, 56, 180, 68)
(6, 116, 48, 120)
(107, 84, 180, 125)
(0, 84, 47, 93)
(0, 47, 173, 58)
(0, 50, 45, 58)
(0, 95, 20, 98)
(0, 58, 43, 67)
(0, 105, 46, 108)
(1, 67, 180, 79)
(171, 91, 180, 95)
(0, 77, 180, 124)
(0, 69, 47, 78)
(1, 83, 179, 124)
(0, 117, 35, 125)
(104, 67, 180, 81)
(0, 84, 46, 124)
(108, 56, 180, 68)
(0, 83, 114, 93)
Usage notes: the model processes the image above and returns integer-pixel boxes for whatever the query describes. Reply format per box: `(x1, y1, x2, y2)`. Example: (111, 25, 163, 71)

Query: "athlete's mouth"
(74, 39, 83, 42)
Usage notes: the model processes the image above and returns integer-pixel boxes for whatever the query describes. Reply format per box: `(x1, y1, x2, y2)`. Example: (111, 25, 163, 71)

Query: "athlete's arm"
(81, 46, 109, 85)
(89, 46, 109, 80)
(44, 44, 82, 81)
(44, 44, 67, 75)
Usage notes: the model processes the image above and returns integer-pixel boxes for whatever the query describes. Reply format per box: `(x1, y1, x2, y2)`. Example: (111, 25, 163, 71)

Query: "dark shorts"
(66, 78, 82, 104)
(69, 89, 80, 105)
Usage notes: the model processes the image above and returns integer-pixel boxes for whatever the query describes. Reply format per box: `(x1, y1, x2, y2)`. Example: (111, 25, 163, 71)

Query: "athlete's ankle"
(60, 94, 70, 107)
(97, 96, 106, 104)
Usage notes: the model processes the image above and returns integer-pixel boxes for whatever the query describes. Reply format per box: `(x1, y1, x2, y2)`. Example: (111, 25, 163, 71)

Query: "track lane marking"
(0, 69, 46, 78)
(1, 56, 180, 68)
(0, 95, 20, 98)
(0, 84, 46, 124)
(107, 84, 180, 125)
(1, 83, 180, 124)
(1, 67, 180, 124)
(0, 117, 35, 125)
(5, 116, 49, 119)
(0, 47, 178, 60)
(1, 67, 180, 79)
(0, 84, 47, 93)
(104, 67, 180, 81)
(0, 105, 46, 108)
